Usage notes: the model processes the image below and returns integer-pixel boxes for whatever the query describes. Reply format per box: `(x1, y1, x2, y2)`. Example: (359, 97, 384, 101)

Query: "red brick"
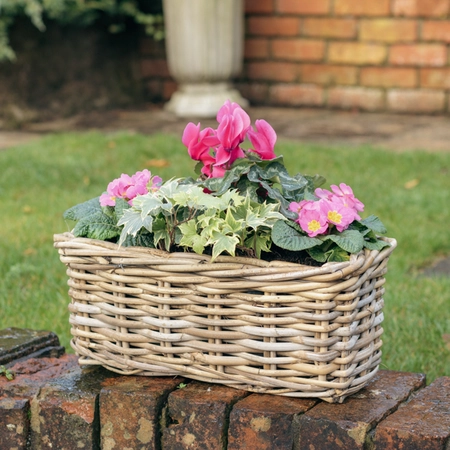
(245, 0, 274, 14)
(0, 397, 29, 450)
(327, 86, 385, 111)
(422, 20, 450, 41)
(361, 67, 418, 87)
(393, 0, 450, 17)
(301, 64, 358, 85)
(389, 44, 447, 66)
(420, 67, 450, 87)
(247, 61, 299, 82)
(387, 88, 446, 112)
(228, 394, 316, 450)
(272, 39, 325, 61)
(141, 58, 170, 78)
(302, 18, 357, 39)
(328, 42, 387, 65)
(100, 377, 181, 450)
(334, 0, 391, 16)
(245, 38, 270, 59)
(375, 377, 450, 450)
(29, 366, 115, 449)
(163, 80, 177, 100)
(270, 83, 324, 106)
(296, 371, 426, 450)
(161, 381, 247, 450)
(360, 19, 418, 42)
(247, 17, 299, 36)
(276, 0, 330, 15)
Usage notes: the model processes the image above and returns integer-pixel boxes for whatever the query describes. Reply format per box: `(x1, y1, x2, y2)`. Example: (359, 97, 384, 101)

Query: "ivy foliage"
(0, 0, 164, 61)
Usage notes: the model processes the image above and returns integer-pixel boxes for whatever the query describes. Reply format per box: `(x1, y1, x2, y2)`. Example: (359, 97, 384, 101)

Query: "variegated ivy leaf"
(118, 209, 154, 245)
(178, 219, 208, 255)
(210, 232, 240, 260)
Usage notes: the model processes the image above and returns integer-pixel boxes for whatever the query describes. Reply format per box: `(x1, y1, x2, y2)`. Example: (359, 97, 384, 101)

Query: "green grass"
(1, 131, 449, 382)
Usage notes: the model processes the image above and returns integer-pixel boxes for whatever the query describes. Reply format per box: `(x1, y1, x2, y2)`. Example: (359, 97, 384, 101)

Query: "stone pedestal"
(163, 0, 248, 118)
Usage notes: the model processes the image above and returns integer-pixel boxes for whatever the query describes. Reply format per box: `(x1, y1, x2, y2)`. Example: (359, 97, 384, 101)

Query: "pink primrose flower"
(297, 201, 329, 237)
(247, 119, 277, 160)
(99, 170, 161, 207)
(288, 200, 311, 215)
(330, 183, 364, 212)
(320, 198, 357, 232)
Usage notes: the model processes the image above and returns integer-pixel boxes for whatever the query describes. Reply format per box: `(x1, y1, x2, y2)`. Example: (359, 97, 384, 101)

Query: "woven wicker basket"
(54, 232, 396, 403)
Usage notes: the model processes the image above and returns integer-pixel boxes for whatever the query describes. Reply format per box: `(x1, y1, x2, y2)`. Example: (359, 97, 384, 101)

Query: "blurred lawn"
(1, 131, 449, 381)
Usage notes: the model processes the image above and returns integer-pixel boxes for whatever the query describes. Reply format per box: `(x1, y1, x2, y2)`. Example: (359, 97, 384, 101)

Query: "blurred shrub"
(0, 0, 164, 61)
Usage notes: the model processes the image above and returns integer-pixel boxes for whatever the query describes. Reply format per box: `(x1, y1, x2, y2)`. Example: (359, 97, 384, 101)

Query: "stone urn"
(162, 0, 248, 118)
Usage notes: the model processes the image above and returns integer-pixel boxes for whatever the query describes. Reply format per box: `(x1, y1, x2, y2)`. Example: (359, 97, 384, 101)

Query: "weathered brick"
(301, 64, 358, 85)
(246, 61, 299, 82)
(420, 67, 450, 87)
(270, 83, 324, 106)
(422, 20, 450, 41)
(228, 394, 316, 450)
(328, 42, 387, 65)
(139, 37, 166, 57)
(334, 0, 391, 16)
(387, 88, 446, 112)
(0, 327, 63, 365)
(360, 19, 418, 42)
(389, 44, 447, 66)
(100, 376, 182, 450)
(245, 0, 274, 14)
(327, 86, 385, 111)
(29, 366, 117, 450)
(141, 58, 170, 78)
(0, 397, 29, 450)
(374, 377, 450, 450)
(302, 18, 357, 39)
(360, 67, 418, 88)
(296, 371, 426, 450)
(247, 17, 299, 37)
(276, 0, 330, 15)
(393, 0, 450, 17)
(161, 381, 247, 450)
(272, 39, 325, 62)
(244, 38, 270, 59)
(0, 354, 79, 399)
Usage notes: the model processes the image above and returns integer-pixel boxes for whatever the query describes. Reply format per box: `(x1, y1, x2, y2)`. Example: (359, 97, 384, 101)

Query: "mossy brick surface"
(100, 376, 183, 450)
(295, 370, 426, 450)
(228, 393, 316, 450)
(161, 381, 248, 450)
(0, 328, 63, 365)
(374, 376, 450, 450)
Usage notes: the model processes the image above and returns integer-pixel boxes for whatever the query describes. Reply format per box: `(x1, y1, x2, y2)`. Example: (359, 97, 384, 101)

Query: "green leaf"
(114, 197, 130, 221)
(271, 220, 322, 251)
(326, 229, 365, 254)
(118, 208, 154, 245)
(364, 238, 391, 251)
(63, 197, 101, 221)
(210, 233, 240, 260)
(72, 211, 120, 241)
(325, 246, 350, 262)
(122, 231, 155, 248)
(360, 215, 387, 234)
(178, 220, 208, 254)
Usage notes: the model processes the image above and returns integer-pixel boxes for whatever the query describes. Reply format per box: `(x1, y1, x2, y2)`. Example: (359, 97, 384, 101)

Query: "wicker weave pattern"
(54, 232, 396, 403)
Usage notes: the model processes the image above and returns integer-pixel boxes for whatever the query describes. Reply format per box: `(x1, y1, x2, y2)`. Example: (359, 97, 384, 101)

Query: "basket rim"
(54, 232, 397, 277)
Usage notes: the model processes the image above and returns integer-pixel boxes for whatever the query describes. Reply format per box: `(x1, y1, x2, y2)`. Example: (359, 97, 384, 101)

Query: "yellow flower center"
(328, 211, 342, 223)
(308, 220, 321, 232)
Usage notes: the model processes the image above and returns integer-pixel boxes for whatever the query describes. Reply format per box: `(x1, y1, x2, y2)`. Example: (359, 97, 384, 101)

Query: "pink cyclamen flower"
(247, 119, 277, 160)
(320, 198, 357, 232)
(296, 201, 329, 237)
(182, 122, 219, 162)
(214, 101, 251, 166)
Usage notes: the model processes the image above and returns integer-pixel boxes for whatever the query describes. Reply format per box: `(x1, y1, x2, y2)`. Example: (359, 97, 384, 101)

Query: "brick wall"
(141, 0, 450, 114)
(1, 328, 450, 449)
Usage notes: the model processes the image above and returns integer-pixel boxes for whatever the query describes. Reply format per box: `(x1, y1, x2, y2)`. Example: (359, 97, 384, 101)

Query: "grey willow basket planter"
(54, 232, 396, 403)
